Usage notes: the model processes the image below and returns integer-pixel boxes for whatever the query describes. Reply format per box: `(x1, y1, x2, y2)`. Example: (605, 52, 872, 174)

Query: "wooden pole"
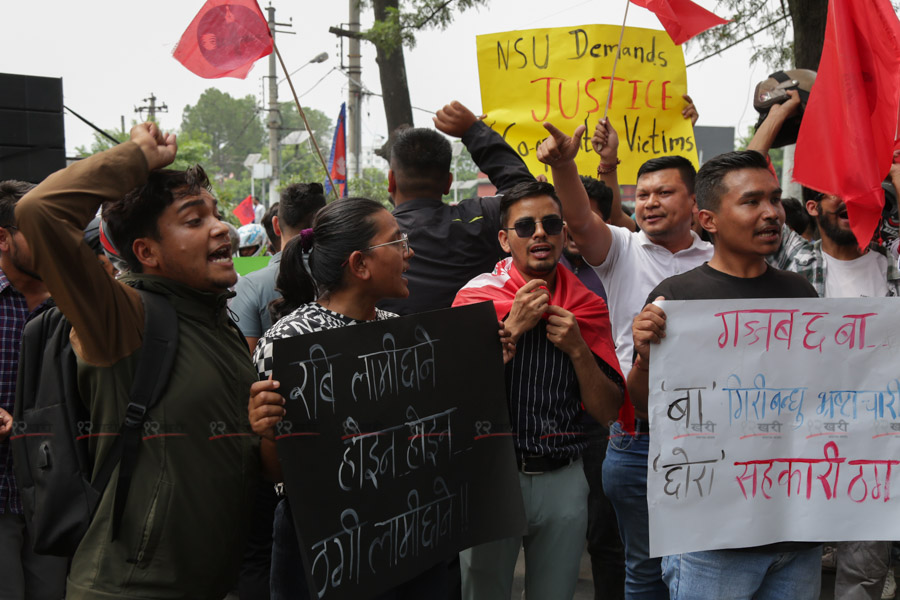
(603, 0, 632, 120)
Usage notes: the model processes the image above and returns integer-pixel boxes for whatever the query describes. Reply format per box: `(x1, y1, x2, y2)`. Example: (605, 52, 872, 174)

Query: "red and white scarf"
(453, 258, 632, 429)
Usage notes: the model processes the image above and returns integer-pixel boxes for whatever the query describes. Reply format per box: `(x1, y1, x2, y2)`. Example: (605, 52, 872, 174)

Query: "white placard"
(647, 298, 900, 558)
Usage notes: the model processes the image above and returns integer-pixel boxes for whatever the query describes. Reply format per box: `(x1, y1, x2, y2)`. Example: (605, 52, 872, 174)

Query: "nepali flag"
(173, 0, 272, 79)
(793, 0, 900, 249)
(630, 0, 729, 45)
(232, 195, 255, 225)
(452, 258, 632, 429)
(325, 103, 348, 198)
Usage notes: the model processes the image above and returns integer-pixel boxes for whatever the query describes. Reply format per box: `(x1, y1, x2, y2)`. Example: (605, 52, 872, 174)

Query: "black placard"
(273, 302, 526, 599)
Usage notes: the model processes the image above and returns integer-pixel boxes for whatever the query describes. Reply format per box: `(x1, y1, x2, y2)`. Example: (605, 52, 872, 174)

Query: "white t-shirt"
(590, 226, 713, 376)
(823, 251, 890, 298)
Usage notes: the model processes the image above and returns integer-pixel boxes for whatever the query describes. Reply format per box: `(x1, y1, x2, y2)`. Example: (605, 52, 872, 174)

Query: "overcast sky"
(1, 0, 773, 158)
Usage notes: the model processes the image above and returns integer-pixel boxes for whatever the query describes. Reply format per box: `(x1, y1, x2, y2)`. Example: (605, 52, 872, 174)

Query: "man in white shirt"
(253, 196, 265, 224)
(537, 118, 712, 599)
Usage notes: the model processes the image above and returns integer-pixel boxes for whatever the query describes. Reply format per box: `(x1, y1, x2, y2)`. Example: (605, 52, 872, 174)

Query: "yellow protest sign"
(476, 25, 698, 185)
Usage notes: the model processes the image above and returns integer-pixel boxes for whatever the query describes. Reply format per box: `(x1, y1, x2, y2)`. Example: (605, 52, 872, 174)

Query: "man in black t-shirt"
(628, 151, 821, 600)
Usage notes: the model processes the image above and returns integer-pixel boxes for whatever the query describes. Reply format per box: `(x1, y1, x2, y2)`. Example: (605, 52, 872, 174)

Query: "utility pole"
(266, 5, 280, 208)
(265, 5, 295, 206)
(134, 93, 168, 122)
(348, 0, 362, 179)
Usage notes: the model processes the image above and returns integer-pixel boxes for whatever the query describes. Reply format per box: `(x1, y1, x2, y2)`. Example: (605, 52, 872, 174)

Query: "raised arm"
(536, 122, 613, 266)
(747, 90, 801, 156)
(591, 117, 635, 231)
(15, 123, 177, 365)
(434, 100, 534, 194)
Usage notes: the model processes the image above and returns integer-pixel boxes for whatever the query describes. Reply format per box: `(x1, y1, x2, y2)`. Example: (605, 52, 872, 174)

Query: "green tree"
(353, 0, 488, 155)
(277, 103, 334, 184)
(347, 167, 392, 208)
(697, 1, 900, 71)
(692, 0, 828, 70)
(74, 125, 128, 157)
(181, 89, 265, 176)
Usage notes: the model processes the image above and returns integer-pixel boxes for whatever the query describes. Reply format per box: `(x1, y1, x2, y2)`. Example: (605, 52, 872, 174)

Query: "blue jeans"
(602, 421, 667, 600)
(661, 546, 822, 600)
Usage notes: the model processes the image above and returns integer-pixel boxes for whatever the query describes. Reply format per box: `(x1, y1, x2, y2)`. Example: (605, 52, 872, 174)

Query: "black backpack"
(11, 289, 178, 556)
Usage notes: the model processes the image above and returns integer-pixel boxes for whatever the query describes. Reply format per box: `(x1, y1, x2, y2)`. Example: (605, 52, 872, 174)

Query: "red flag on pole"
(232, 195, 255, 225)
(173, 0, 272, 79)
(793, 0, 900, 249)
(630, 0, 728, 45)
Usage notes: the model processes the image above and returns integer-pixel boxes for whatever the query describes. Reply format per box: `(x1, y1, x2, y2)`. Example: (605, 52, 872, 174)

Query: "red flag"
(793, 0, 900, 249)
(630, 0, 728, 45)
(232, 195, 255, 225)
(173, 0, 272, 79)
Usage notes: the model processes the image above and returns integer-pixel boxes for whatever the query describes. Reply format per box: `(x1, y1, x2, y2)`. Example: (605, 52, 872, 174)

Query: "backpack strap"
(90, 289, 179, 540)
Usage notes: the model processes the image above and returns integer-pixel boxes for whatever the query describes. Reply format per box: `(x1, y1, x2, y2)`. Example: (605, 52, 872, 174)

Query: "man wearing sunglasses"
(453, 180, 625, 600)
(538, 119, 713, 599)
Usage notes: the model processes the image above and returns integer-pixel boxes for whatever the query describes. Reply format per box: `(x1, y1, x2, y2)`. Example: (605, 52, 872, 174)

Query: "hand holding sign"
(498, 321, 517, 364)
(632, 297, 667, 363)
(248, 377, 285, 441)
(591, 118, 620, 164)
(536, 123, 585, 169)
(681, 94, 699, 126)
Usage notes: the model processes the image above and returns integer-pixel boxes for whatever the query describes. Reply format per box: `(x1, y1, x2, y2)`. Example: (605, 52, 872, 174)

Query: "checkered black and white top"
(253, 302, 396, 379)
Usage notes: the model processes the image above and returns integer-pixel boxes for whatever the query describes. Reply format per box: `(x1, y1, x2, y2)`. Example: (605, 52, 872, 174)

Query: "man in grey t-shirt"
(232, 182, 325, 353)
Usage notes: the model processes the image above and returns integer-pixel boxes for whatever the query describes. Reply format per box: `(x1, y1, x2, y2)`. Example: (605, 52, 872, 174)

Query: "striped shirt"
(0, 269, 50, 514)
(506, 320, 621, 460)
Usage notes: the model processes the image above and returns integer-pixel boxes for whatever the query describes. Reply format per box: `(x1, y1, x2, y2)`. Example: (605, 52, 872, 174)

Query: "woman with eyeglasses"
(246, 196, 419, 598)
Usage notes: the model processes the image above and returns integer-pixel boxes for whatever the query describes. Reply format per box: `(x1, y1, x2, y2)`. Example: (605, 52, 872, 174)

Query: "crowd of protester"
(0, 87, 899, 600)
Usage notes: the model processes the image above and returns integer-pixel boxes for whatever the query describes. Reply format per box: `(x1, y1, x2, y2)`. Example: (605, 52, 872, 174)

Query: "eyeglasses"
(504, 216, 564, 238)
(363, 232, 411, 255)
(341, 233, 412, 267)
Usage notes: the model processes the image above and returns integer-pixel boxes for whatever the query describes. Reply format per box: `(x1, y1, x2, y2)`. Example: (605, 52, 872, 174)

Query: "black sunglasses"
(504, 216, 564, 238)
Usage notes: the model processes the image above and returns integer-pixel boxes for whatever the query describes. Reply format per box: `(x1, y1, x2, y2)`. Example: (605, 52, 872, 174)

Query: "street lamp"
(277, 52, 329, 86)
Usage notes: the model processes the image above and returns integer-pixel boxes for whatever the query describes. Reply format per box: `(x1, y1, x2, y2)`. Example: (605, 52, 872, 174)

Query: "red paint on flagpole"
(173, 0, 273, 79)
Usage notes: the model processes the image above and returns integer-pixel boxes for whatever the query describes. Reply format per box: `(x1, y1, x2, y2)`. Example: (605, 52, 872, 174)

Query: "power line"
(686, 14, 789, 68)
(63, 105, 121, 145)
(335, 67, 436, 115)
